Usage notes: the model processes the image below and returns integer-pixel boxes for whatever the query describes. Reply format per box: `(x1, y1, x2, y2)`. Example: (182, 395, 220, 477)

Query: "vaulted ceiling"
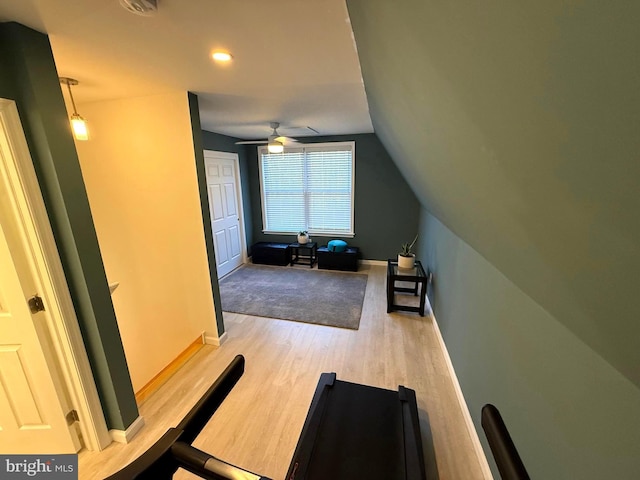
(346, 0, 640, 388)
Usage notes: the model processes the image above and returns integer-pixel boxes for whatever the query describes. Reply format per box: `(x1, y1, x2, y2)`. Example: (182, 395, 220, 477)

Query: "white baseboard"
(431, 315, 494, 479)
(109, 415, 145, 444)
(360, 259, 387, 266)
(205, 332, 228, 346)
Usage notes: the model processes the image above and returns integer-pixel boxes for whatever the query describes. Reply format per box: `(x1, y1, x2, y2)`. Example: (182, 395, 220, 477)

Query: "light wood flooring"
(79, 264, 487, 480)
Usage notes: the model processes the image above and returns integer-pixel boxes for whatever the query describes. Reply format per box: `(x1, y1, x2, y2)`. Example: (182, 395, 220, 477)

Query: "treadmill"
(106, 355, 427, 480)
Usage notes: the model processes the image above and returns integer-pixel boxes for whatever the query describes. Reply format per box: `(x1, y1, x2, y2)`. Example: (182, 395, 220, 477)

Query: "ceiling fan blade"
(275, 136, 299, 144)
(276, 136, 300, 145)
(233, 121, 305, 147)
(235, 140, 268, 145)
(235, 137, 299, 146)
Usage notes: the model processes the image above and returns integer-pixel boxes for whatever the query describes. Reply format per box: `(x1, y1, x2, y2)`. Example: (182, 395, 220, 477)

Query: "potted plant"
(297, 230, 309, 244)
(398, 234, 418, 269)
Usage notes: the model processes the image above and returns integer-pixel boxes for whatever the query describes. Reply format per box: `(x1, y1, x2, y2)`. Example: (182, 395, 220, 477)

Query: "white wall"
(74, 91, 217, 392)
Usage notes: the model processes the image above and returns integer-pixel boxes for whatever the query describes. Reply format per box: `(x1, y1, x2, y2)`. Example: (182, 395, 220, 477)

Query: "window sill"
(262, 231, 355, 239)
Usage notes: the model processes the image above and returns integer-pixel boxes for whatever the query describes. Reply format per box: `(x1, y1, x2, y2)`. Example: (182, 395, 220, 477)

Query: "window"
(259, 142, 355, 236)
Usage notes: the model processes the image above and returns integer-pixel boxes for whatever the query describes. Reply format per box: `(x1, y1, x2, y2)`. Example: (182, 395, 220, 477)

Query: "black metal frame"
(386, 260, 428, 316)
(289, 242, 318, 267)
(105, 355, 271, 480)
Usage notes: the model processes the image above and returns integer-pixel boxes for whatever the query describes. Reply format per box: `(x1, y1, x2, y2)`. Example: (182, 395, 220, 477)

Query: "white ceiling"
(0, 0, 373, 140)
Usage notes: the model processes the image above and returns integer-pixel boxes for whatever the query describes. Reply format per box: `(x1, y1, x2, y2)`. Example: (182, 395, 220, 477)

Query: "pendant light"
(59, 77, 89, 141)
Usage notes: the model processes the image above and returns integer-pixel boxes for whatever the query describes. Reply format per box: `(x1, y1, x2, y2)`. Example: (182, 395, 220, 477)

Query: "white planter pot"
(297, 235, 309, 244)
(397, 254, 415, 269)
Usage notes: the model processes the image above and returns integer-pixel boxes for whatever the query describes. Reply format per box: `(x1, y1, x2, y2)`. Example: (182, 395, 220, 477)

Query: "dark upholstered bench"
(251, 242, 291, 266)
(317, 246, 359, 271)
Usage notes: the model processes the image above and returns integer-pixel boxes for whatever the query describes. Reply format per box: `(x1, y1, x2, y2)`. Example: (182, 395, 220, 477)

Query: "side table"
(290, 242, 318, 268)
(386, 259, 428, 316)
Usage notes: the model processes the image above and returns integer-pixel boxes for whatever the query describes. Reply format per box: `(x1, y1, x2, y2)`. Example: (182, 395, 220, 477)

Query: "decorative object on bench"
(220, 265, 367, 329)
(297, 230, 309, 244)
(251, 242, 291, 266)
(317, 245, 359, 271)
(398, 234, 418, 269)
(327, 239, 348, 252)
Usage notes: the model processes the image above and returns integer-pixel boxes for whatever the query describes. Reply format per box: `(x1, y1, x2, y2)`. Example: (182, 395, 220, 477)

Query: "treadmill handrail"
(481, 404, 530, 480)
(105, 355, 247, 479)
(171, 441, 270, 480)
(177, 355, 246, 444)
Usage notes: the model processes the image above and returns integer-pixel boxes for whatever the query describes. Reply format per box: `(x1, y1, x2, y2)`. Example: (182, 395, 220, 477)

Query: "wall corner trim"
(109, 416, 145, 444)
(205, 332, 228, 347)
(431, 314, 494, 479)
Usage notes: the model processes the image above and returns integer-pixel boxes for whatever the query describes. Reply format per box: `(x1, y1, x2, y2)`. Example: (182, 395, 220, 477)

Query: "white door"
(0, 98, 109, 452)
(204, 151, 245, 278)
(0, 222, 78, 453)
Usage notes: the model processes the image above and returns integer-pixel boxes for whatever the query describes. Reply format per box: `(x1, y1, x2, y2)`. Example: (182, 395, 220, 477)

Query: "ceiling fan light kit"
(267, 141, 284, 154)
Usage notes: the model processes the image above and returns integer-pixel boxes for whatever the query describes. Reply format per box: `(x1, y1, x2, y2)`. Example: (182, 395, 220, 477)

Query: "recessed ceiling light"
(212, 51, 233, 63)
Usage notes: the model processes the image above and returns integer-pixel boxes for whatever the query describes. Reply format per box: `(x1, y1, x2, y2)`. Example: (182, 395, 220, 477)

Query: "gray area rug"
(220, 265, 368, 329)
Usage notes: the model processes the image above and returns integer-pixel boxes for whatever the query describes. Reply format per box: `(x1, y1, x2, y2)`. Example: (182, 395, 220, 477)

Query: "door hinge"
(27, 294, 45, 314)
(66, 409, 80, 426)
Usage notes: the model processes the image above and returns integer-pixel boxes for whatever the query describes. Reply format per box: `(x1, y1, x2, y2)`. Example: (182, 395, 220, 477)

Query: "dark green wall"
(243, 134, 420, 260)
(419, 210, 640, 479)
(189, 96, 225, 335)
(0, 22, 138, 430)
(346, 0, 640, 477)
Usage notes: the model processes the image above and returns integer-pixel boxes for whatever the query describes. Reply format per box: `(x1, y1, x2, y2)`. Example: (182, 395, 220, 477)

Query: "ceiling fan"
(235, 122, 302, 153)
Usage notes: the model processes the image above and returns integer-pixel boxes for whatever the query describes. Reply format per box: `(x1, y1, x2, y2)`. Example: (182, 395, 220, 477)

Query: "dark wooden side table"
(387, 259, 428, 316)
(290, 242, 318, 268)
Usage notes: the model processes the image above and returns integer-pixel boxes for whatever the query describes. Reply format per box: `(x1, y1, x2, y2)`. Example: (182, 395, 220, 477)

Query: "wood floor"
(78, 264, 487, 480)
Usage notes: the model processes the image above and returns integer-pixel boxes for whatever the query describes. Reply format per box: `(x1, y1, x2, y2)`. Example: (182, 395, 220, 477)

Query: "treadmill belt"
(301, 380, 406, 480)
(287, 373, 426, 480)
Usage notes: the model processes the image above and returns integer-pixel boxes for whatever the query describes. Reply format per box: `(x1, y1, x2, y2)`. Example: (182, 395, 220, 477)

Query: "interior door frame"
(203, 150, 248, 275)
(0, 98, 111, 451)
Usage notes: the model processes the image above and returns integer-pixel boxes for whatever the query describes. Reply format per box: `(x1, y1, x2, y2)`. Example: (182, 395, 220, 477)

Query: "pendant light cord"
(65, 81, 79, 116)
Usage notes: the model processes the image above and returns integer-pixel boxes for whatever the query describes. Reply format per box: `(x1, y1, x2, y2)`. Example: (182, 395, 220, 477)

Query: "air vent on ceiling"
(120, 0, 158, 16)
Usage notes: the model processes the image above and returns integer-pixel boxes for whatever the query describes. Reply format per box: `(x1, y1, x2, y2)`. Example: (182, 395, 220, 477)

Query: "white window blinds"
(259, 142, 354, 235)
